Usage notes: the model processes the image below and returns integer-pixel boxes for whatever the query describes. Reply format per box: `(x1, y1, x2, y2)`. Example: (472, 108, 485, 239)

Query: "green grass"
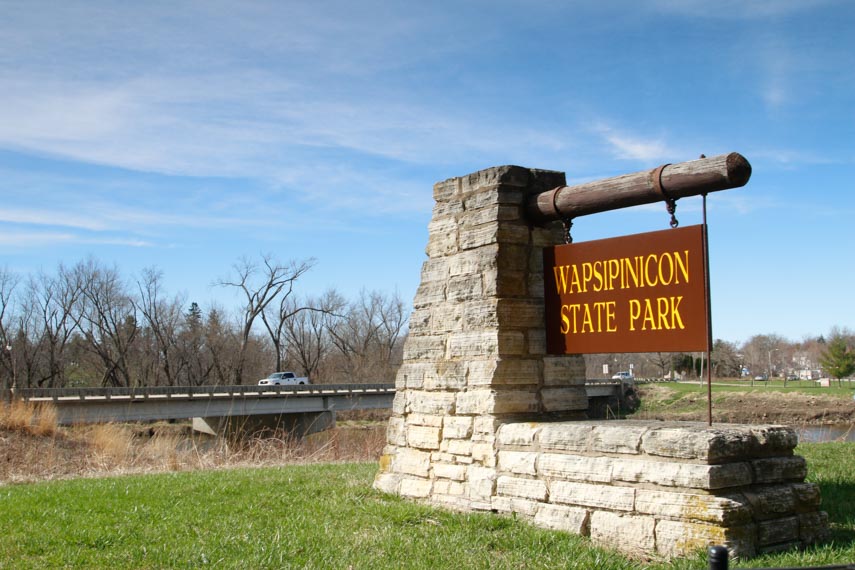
(654, 379, 855, 397)
(1, 445, 854, 569)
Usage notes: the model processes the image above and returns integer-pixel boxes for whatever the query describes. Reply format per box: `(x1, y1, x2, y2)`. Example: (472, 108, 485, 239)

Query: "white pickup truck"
(257, 371, 310, 386)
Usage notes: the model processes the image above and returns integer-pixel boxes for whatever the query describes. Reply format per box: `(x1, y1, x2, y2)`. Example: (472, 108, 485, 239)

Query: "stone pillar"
(374, 165, 827, 559)
(374, 165, 588, 510)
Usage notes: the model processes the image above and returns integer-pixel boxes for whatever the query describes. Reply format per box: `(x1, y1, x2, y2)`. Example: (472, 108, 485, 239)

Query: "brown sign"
(543, 225, 709, 354)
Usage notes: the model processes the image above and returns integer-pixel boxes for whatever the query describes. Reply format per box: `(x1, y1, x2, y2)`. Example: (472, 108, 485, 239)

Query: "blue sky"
(1, 0, 852, 344)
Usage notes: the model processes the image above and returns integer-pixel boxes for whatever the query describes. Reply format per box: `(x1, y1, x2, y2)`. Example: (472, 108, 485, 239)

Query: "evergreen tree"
(818, 334, 855, 386)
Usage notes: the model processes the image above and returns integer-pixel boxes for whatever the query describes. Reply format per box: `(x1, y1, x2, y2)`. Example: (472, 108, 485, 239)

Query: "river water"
(797, 424, 855, 443)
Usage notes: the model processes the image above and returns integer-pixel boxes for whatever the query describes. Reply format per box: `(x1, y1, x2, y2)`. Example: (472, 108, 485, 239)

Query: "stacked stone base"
(376, 420, 828, 559)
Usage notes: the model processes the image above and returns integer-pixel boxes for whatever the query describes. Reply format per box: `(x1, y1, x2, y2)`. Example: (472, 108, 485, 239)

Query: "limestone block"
(483, 270, 528, 297)
(527, 273, 545, 299)
(406, 413, 444, 428)
(447, 274, 483, 303)
(749, 425, 798, 452)
(407, 425, 442, 450)
(757, 516, 800, 546)
(373, 472, 402, 495)
(448, 246, 498, 277)
(792, 482, 822, 511)
(397, 363, 431, 390)
(541, 387, 589, 412)
(433, 177, 459, 202)
(420, 258, 451, 284)
(408, 307, 432, 335)
(400, 477, 433, 498)
(655, 519, 756, 559)
(465, 360, 498, 387)
(413, 280, 447, 312)
(462, 186, 525, 210)
(491, 359, 541, 386)
(461, 204, 522, 227)
(385, 417, 407, 447)
(474, 416, 502, 437)
(526, 329, 546, 356)
(461, 299, 499, 330)
(447, 331, 500, 359)
(752, 456, 807, 483)
(459, 221, 530, 250)
(742, 485, 796, 520)
(492, 496, 540, 517)
(538, 423, 594, 453)
(641, 423, 797, 463)
(443, 439, 473, 457)
(394, 448, 432, 477)
(498, 451, 538, 476)
(433, 463, 467, 482)
(425, 305, 463, 336)
(611, 458, 753, 490)
(408, 391, 456, 415)
(542, 356, 586, 386)
(468, 466, 497, 501)
(392, 391, 406, 415)
(443, 416, 473, 440)
(491, 389, 540, 414)
(550, 481, 635, 511)
(456, 390, 493, 415)
(538, 454, 614, 484)
(496, 299, 544, 329)
(534, 504, 589, 535)
(457, 389, 539, 415)
(496, 243, 530, 272)
(590, 512, 655, 556)
(425, 217, 459, 257)
(497, 476, 548, 501)
(590, 423, 648, 454)
(424, 361, 467, 391)
(798, 512, 829, 544)
(531, 224, 564, 248)
(402, 335, 446, 361)
(635, 489, 751, 525)
(433, 495, 473, 511)
(431, 198, 463, 219)
(472, 442, 496, 466)
(433, 479, 466, 497)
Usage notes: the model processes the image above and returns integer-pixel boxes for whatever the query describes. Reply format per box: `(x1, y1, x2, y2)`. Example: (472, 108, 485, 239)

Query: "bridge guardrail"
(13, 383, 396, 401)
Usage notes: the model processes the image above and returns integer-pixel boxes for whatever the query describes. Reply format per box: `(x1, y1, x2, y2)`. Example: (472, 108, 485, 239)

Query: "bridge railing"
(10, 383, 396, 401)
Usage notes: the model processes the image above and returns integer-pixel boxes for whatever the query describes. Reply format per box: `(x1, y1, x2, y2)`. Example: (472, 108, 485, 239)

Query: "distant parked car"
(258, 371, 309, 386)
(612, 371, 633, 381)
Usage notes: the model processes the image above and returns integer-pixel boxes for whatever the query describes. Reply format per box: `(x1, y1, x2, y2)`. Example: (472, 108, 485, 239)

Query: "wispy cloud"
(649, 0, 836, 19)
(589, 123, 675, 163)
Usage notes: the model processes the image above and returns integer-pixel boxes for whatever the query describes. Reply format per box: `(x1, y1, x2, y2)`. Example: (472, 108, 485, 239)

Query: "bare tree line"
(0, 256, 407, 391)
(584, 329, 854, 382)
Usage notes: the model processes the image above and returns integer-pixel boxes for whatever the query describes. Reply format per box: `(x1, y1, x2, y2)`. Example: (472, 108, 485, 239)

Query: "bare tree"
(25, 266, 82, 388)
(280, 290, 345, 381)
(328, 290, 408, 383)
(72, 259, 139, 387)
(217, 255, 315, 384)
(0, 268, 19, 392)
(136, 268, 186, 386)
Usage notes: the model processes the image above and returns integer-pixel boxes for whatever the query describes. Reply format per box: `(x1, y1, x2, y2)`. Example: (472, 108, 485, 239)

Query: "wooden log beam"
(526, 152, 751, 224)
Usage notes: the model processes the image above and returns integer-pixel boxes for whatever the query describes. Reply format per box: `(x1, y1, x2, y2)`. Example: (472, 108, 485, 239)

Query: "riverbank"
(630, 382, 855, 425)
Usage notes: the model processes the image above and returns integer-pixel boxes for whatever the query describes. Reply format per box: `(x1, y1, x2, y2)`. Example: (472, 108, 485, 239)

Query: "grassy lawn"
(657, 379, 855, 397)
(1, 443, 854, 569)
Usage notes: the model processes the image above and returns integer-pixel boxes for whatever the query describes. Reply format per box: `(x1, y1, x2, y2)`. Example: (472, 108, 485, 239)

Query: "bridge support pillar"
(193, 410, 336, 439)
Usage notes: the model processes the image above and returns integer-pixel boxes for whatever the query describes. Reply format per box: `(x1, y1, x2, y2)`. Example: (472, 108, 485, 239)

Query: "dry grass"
(1, 399, 58, 436)
(1, 400, 387, 485)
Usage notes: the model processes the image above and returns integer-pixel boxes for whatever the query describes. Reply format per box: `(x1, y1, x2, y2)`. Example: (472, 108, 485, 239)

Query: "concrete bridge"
(9, 380, 639, 437)
(11, 383, 395, 438)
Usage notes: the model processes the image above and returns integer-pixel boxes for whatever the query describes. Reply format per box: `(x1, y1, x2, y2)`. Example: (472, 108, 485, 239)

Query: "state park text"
(543, 225, 709, 354)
